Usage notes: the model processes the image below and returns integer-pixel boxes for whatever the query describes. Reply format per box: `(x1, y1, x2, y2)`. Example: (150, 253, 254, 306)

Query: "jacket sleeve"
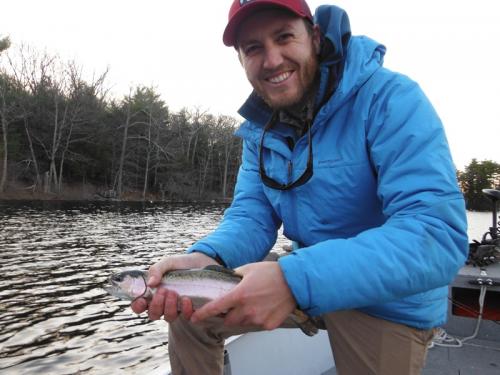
(187, 139, 282, 268)
(278, 76, 468, 316)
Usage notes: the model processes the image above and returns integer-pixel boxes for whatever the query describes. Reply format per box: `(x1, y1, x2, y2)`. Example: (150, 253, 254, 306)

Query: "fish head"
(104, 270, 149, 300)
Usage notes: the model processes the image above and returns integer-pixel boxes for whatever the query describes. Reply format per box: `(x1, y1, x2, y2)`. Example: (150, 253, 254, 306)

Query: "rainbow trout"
(105, 265, 318, 336)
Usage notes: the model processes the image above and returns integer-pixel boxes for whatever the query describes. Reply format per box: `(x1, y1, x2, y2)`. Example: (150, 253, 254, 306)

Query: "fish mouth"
(103, 277, 122, 296)
(104, 276, 120, 289)
(106, 276, 120, 289)
(102, 284, 121, 298)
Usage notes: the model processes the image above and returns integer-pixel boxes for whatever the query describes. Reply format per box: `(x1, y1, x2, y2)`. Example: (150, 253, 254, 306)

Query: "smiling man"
(131, 1, 468, 374)
(235, 8, 320, 110)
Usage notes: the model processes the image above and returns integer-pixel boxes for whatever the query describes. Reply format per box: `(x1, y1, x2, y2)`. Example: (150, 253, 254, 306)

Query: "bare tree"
(217, 115, 238, 199)
(0, 76, 11, 192)
(9, 46, 59, 192)
(187, 107, 208, 166)
(198, 114, 217, 197)
(56, 62, 108, 192)
(5, 44, 51, 190)
(0, 41, 20, 192)
(116, 93, 132, 198)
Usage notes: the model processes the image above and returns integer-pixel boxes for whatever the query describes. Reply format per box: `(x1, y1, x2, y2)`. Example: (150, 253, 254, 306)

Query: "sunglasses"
(259, 113, 314, 190)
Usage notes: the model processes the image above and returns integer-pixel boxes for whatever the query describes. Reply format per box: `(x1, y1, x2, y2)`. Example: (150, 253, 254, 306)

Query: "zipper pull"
(288, 160, 293, 182)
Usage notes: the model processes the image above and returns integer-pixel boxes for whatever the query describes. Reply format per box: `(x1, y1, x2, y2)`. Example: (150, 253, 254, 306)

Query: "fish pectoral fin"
(290, 309, 319, 337)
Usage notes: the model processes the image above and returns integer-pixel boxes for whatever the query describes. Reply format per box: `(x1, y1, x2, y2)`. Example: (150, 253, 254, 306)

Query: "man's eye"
(244, 45, 260, 55)
(277, 33, 293, 42)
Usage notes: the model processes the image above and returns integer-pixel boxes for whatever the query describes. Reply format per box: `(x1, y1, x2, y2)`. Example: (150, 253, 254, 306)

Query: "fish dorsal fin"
(203, 264, 236, 276)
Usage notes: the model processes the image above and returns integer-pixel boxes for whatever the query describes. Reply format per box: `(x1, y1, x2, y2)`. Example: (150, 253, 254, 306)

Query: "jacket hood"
(315, 5, 351, 66)
(237, 5, 386, 130)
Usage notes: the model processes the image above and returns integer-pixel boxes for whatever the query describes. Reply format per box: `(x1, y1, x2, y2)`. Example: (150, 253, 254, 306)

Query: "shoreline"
(0, 186, 233, 204)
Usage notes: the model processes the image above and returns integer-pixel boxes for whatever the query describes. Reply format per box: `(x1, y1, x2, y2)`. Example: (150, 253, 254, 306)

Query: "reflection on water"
(0, 201, 494, 374)
(0, 201, 232, 374)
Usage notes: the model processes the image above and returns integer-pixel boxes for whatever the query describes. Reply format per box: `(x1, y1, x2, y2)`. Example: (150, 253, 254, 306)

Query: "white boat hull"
(224, 329, 334, 375)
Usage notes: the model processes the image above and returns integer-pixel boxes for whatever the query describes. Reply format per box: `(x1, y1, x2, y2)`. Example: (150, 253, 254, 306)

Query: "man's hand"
(130, 252, 219, 322)
(190, 261, 296, 331)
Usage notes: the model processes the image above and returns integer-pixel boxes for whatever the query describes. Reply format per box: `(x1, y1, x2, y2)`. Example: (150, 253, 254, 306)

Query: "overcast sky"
(2, 0, 499, 170)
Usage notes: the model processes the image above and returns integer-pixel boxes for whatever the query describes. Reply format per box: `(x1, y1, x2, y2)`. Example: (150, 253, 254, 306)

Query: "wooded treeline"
(0, 42, 242, 201)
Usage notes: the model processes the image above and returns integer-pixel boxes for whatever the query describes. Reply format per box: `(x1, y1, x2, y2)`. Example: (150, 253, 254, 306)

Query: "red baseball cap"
(223, 0, 313, 47)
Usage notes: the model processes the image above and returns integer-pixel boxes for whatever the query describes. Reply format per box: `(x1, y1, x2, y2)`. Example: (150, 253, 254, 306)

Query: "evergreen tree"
(459, 159, 500, 210)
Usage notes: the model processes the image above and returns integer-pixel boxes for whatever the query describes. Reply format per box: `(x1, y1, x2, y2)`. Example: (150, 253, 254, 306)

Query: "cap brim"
(223, 1, 311, 47)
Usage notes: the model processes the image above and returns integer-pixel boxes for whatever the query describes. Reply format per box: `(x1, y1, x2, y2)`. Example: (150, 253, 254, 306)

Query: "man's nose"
(262, 46, 284, 70)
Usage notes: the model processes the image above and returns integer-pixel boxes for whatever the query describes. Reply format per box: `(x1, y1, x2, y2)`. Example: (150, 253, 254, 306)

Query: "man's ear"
(312, 24, 321, 55)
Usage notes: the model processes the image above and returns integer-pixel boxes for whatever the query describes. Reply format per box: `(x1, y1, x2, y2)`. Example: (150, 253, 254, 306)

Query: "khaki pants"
(168, 309, 434, 375)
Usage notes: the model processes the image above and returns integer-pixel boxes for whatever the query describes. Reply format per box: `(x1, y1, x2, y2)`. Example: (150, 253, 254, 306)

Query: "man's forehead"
(236, 9, 302, 44)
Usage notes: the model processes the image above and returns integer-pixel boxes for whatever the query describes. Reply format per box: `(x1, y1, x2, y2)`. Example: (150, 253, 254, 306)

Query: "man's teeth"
(268, 71, 291, 84)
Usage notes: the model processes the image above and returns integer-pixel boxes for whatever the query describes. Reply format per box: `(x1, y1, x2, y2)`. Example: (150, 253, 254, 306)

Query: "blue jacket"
(188, 5, 468, 329)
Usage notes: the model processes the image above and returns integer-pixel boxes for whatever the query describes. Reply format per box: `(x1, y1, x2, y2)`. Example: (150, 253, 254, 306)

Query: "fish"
(105, 264, 319, 336)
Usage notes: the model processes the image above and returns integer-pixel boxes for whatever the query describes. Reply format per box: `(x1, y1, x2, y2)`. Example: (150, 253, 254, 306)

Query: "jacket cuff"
(186, 244, 226, 267)
(278, 253, 312, 312)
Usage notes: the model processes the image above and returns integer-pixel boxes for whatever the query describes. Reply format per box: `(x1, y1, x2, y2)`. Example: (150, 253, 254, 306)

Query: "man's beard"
(256, 52, 319, 111)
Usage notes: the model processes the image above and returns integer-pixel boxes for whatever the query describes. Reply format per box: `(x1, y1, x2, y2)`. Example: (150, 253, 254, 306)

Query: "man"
(132, 1, 468, 374)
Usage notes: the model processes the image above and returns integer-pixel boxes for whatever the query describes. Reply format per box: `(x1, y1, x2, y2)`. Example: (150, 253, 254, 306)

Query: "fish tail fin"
(290, 309, 319, 337)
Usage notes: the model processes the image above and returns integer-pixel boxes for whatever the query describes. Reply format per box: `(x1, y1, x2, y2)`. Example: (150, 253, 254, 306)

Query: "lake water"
(0, 201, 494, 374)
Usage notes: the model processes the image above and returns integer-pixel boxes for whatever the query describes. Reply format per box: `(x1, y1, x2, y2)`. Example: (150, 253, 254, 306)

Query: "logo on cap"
(240, 0, 254, 5)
